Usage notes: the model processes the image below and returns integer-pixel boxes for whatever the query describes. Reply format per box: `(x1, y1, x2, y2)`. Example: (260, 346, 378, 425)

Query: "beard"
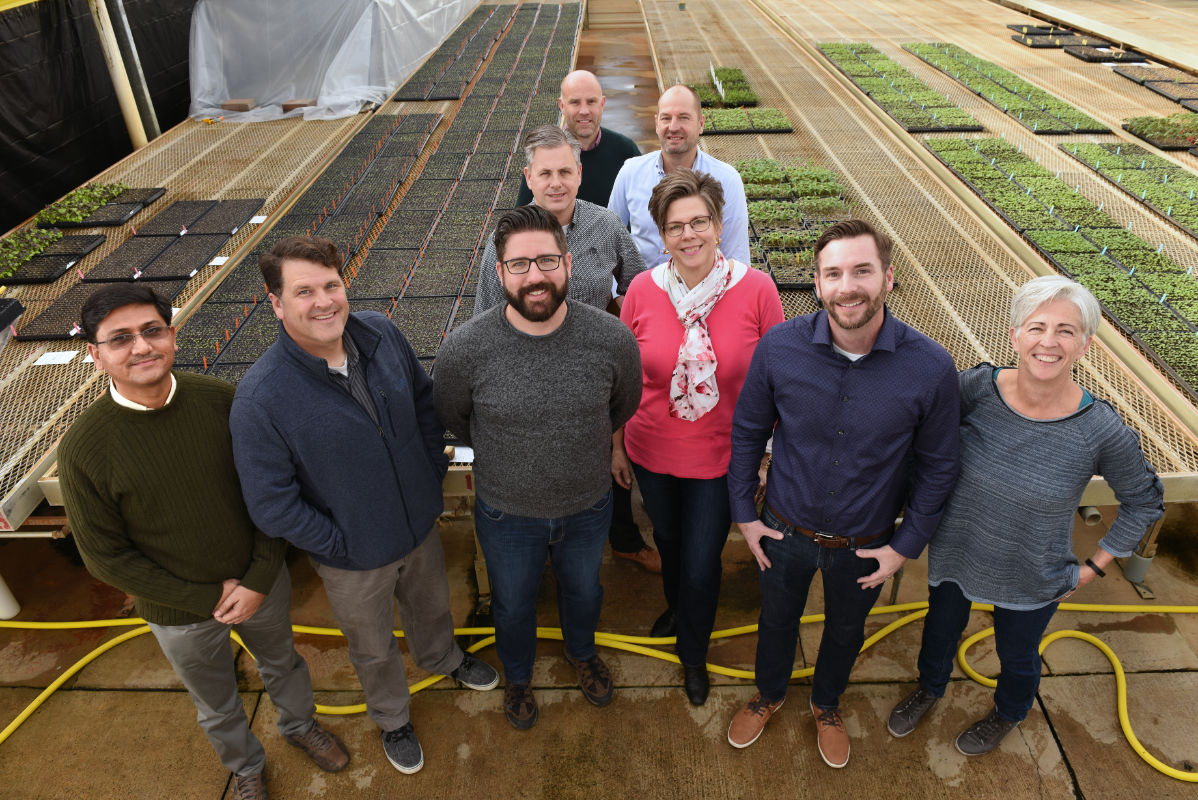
(824, 290, 885, 331)
(504, 279, 568, 322)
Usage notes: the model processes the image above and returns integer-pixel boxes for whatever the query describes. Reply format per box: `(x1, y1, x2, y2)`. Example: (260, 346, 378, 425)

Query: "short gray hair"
(523, 125, 582, 168)
(1010, 275, 1101, 341)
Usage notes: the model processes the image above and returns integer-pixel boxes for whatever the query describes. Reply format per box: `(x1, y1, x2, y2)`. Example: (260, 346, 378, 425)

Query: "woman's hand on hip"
(856, 545, 907, 590)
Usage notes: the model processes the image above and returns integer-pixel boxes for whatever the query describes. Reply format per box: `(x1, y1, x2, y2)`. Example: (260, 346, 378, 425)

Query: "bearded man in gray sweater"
(434, 205, 642, 731)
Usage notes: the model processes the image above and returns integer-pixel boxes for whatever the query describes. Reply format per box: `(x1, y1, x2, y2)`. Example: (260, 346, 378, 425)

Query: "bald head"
(561, 70, 602, 98)
(658, 84, 702, 117)
(558, 70, 605, 149)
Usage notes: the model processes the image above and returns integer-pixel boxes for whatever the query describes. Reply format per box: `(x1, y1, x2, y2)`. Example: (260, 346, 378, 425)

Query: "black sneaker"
(887, 686, 940, 738)
(503, 682, 539, 730)
(955, 707, 1019, 756)
(451, 653, 500, 691)
(381, 722, 423, 774)
(566, 654, 614, 707)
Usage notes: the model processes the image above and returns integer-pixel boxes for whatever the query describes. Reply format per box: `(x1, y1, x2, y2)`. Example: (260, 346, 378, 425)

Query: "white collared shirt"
(110, 374, 178, 411)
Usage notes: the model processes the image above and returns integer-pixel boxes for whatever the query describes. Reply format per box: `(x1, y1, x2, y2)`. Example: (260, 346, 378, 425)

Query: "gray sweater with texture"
(928, 365, 1164, 609)
(434, 301, 642, 518)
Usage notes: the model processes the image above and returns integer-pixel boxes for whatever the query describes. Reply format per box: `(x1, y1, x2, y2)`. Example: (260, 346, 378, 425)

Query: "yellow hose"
(2, 600, 1196, 782)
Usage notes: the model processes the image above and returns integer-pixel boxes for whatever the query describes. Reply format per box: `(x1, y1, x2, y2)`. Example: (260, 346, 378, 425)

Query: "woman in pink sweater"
(614, 169, 784, 705)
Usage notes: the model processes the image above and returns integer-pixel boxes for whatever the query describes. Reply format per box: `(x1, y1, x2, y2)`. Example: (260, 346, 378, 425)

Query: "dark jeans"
(609, 480, 648, 554)
(631, 462, 730, 667)
(755, 506, 885, 708)
(474, 491, 612, 684)
(917, 580, 1059, 722)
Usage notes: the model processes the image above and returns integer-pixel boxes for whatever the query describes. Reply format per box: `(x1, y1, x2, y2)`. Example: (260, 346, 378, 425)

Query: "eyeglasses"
(94, 325, 172, 349)
(663, 216, 713, 238)
(501, 254, 564, 274)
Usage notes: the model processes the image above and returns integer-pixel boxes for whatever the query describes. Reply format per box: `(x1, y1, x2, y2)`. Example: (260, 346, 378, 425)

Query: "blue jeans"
(474, 490, 612, 684)
(631, 463, 730, 667)
(755, 506, 886, 708)
(917, 580, 1059, 722)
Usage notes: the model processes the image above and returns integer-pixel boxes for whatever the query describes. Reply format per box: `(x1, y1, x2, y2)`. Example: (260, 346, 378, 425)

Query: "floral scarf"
(665, 252, 733, 421)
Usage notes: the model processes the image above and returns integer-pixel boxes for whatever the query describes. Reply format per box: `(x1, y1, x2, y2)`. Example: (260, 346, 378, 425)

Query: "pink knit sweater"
(620, 263, 784, 478)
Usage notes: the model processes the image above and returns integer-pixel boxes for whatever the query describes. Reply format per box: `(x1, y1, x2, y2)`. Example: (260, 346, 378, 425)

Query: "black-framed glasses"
(95, 325, 172, 349)
(502, 254, 564, 274)
(663, 215, 713, 238)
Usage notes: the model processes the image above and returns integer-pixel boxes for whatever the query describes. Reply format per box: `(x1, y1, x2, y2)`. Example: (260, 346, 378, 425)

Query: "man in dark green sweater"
(58, 284, 349, 800)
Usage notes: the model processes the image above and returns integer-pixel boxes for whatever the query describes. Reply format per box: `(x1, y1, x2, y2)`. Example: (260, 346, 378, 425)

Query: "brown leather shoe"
(233, 772, 268, 800)
(286, 721, 350, 772)
(727, 692, 785, 748)
(811, 700, 850, 768)
(613, 546, 662, 574)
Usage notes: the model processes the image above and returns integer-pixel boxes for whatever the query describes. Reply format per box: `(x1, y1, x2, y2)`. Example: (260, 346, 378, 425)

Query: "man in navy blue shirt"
(724, 219, 960, 768)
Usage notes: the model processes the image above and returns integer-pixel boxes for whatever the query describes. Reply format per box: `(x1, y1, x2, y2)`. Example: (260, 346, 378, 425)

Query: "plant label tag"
(189, 269, 198, 277)
(210, 256, 229, 266)
(34, 351, 77, 366)
(250, 216, 267, 224)
(69, 322, 81, 337)
(230, 226, 240, 235)
(67, 259, 76, 268)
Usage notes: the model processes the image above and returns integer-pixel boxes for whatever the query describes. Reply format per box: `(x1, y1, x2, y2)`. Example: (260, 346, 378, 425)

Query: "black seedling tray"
(1121, 123, 1195, 151)
(187, 199, 264, 236)
(15, 279, 186, 341)
(38, 234, 106, 257)
(135, 200, 219, 236)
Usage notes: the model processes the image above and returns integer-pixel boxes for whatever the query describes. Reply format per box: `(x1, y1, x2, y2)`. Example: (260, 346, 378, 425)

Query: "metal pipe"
(109, 0, 161, 140)
(87, 0, 148, 150)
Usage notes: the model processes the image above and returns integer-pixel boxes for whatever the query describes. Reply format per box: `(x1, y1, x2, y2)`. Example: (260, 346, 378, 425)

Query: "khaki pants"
(312, 526, 463, 732)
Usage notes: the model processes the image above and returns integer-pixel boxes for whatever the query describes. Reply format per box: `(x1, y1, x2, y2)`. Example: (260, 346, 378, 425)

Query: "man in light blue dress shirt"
(608, 84, 750, 269)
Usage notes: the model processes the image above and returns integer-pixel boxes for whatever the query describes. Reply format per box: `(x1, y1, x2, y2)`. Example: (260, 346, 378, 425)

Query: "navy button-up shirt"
(729, 307, 961, 559)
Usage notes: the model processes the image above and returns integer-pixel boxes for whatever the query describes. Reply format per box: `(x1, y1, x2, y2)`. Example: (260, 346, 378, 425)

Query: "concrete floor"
(4, 0, 1198, 797)
(2, 507, 1198, 799)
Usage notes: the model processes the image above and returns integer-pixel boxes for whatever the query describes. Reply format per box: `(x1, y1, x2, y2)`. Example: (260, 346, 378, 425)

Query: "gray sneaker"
(887, 686, 940, 738)
(381, 722, 423, 774)
(451, 653, 500, 691)
(955, 707, 1019, 756)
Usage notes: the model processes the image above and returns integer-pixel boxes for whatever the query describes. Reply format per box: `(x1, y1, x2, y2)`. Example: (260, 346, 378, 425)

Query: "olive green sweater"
(58, 371, 285, 626)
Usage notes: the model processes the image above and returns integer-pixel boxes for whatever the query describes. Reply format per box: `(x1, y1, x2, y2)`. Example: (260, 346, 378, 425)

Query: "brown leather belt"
(766, 504, 891, 550)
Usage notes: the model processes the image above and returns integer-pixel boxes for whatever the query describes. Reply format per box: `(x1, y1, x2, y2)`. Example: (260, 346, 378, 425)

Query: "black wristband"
(1085, 558, 1106, 578)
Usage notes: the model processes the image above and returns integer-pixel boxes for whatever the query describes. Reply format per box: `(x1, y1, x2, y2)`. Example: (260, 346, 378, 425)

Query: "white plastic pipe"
(88, 0, 148, 150)
(0, 573, 19, 620)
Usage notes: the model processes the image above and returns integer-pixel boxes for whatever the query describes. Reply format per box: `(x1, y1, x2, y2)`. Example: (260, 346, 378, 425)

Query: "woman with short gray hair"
(886, 275, 1163, 756)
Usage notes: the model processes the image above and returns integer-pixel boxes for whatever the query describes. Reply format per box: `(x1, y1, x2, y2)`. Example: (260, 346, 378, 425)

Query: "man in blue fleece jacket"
(230, 236, 498, 777)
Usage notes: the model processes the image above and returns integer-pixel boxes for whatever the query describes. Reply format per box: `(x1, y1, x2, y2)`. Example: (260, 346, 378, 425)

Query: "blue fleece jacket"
(230, 312, 448, 570)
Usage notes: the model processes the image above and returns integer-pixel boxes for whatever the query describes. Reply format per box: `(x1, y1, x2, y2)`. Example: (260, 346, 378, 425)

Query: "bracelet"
(1085, 558, 1106, 578)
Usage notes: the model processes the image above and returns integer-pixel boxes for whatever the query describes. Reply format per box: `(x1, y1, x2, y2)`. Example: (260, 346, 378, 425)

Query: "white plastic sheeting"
(188, 0, 471, 122)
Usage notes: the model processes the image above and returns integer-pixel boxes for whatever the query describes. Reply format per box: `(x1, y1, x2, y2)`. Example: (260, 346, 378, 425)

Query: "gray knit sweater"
(928, 365, 1164, 609)
(434, 301, 642, 518)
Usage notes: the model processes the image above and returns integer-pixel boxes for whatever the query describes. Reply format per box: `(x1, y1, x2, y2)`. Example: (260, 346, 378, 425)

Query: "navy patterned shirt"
(729, 307, 961, 558)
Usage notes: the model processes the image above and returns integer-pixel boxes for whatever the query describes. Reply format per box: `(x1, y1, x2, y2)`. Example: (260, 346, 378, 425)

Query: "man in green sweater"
(58, 284, 349, 800)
